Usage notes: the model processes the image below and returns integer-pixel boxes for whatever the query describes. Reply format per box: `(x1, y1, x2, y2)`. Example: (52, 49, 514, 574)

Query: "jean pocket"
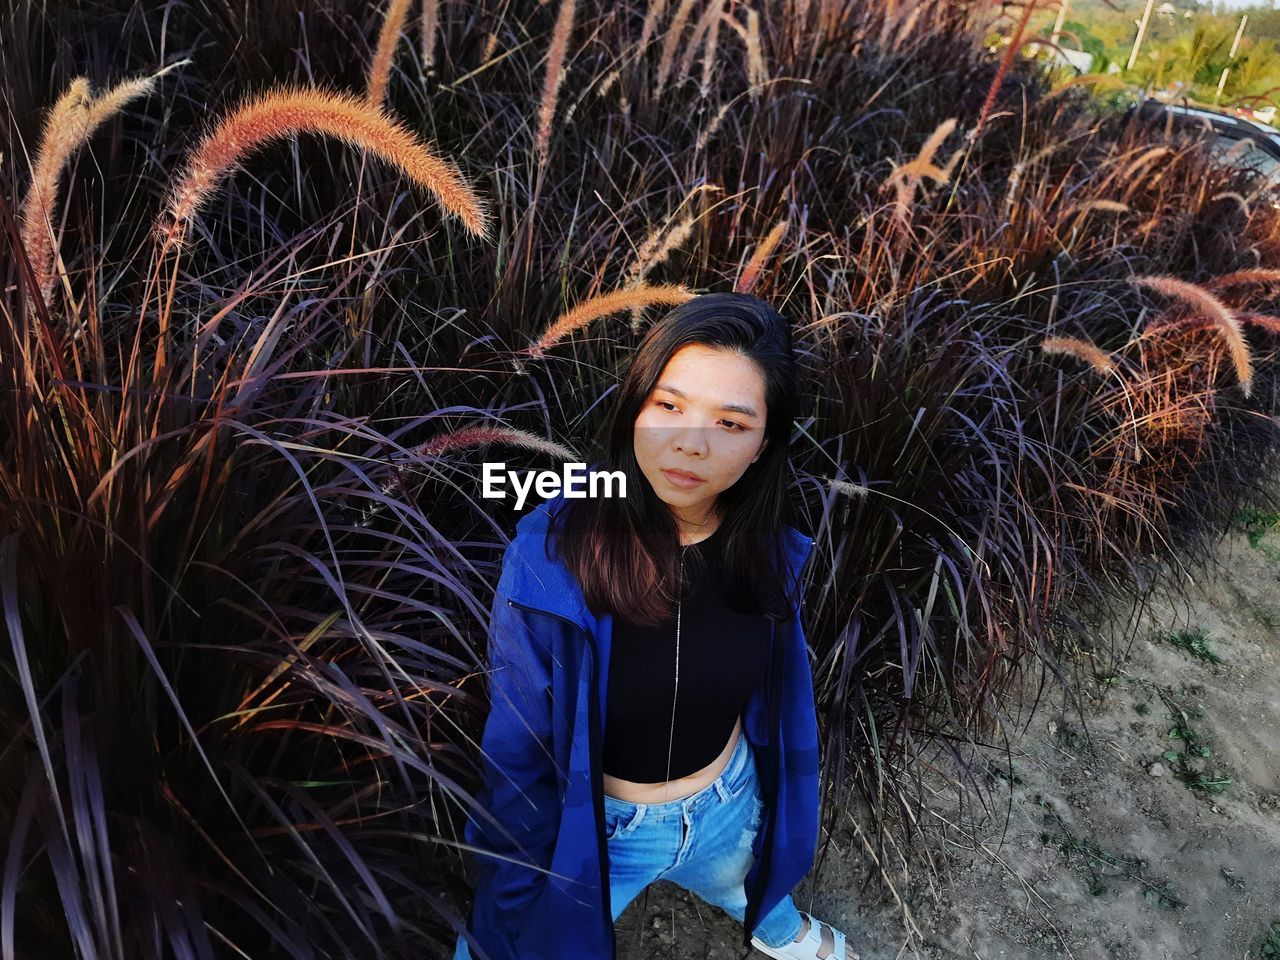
(604, 801, 641, 841)
(724, 745, 756, 802)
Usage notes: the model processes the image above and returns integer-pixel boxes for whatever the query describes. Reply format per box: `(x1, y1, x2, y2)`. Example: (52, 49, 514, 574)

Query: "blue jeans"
(453, 728, 806, 957)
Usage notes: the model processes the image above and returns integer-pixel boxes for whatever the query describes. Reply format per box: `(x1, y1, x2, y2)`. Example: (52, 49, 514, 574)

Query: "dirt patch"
(615, 525, 1280, 960)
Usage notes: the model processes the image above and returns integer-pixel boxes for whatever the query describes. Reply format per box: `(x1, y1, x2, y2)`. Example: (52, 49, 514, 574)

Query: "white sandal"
(750, 910, 858, 959)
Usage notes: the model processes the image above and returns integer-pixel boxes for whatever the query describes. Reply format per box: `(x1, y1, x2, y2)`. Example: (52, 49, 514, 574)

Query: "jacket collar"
(503, 488, 816, 633)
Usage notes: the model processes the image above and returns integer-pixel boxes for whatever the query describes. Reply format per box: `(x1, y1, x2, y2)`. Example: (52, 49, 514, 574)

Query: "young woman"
(452, 293, 859, 960)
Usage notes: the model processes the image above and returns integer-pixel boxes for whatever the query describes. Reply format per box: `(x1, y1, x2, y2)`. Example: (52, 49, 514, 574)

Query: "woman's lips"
(661, 468, 706, 489)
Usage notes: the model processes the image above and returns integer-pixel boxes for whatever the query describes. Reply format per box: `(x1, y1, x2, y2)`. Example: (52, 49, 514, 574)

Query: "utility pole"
(1215, 14, 1248, 105)
(1127, 0, 1157, 72)
(1050, 0, 1070, 47)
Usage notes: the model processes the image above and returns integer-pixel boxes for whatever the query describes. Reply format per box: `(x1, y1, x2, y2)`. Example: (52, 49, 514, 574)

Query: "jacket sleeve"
(461, 544, 564, 957)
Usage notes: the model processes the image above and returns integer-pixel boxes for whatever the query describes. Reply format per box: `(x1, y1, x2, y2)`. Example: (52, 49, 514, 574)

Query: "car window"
(1208, 134, 1280, 184)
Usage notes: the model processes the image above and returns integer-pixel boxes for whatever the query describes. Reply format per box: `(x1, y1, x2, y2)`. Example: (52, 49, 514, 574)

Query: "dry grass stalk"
(1059, 199, 1129, 217)
(639, 0, 671, 59)
(20, 77, 91, 306)
(827, 478, 869, 498)
(678, 0, 721, 88)
(626, 211, 699, 285)
(656, 0, 697, 100)
(420, 0, 440, 73)
(1205, 268, 1280, 290)
(1039, 336, 1115, 376)
(745, 8, 767, 90)
(1118, 145, 1172, 183)
(365, 426, 580, 527)
(973, 0, 1036, 140)
(524, 282, 695, 358)
(1131, 274, 1253, 397)
(695, 100, 733, 153)
(408, 424, 578, 460)
(21, 64, 185, 306)
(882, 160, 949, 227)
(717, 7, 766, 90)
(625, 201, 710, 330)
(1209, 191, 1250, 217)
(879, 117, 956, 227)
(735, 218, 789, 294)
(85, 62, 186, 127)
(535, 0, 576, 161)
(160, 84, 491, 246)
(700, 0, 724, 96)
(891, 5, 925, 53)
(367, 0, 414, 109)
(1238, 311, 1280, 336)
(1119, 146, 1175, 204)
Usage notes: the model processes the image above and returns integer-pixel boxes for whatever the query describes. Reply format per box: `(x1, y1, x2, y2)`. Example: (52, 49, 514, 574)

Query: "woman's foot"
(791, 914, 859, 960)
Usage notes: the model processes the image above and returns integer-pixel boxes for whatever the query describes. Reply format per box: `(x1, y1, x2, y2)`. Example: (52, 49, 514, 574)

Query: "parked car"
(1128, 97, 1280, 186)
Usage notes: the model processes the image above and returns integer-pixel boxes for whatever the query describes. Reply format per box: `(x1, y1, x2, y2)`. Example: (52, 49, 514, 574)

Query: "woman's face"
(633, 343, 769, 526)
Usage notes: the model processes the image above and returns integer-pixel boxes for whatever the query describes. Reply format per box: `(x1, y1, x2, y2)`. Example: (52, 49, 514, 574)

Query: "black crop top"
(603, 524, 773, 783)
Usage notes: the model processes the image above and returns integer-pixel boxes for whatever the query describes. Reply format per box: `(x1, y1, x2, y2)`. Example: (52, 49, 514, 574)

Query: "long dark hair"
(551, 292, 802, 626)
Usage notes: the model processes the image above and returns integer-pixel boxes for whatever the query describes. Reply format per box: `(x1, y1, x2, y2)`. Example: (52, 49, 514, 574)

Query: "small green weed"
(1035, 797, 1185, 908)
(988, 763, 1025, 787)
(1231, 506, 1280, 546)
(1258, 920, 1280, 958)
(1157, 689, 1233, 795)
(1254, 606, 1279, 629)
(1232, 507, 1280, 563)
(1154, 627, 1224, 664)
(1055, 722, 1083, 751)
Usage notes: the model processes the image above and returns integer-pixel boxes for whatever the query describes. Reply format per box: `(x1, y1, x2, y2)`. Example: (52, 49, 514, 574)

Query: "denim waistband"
(603, 726, 752, 818)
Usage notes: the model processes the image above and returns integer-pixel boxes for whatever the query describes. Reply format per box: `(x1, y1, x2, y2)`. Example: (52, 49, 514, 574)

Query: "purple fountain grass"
(1205, 268, 1280, 290)
(158, 84, 491, 248)
(1040, 336, 1117, 376)
(1131, 274, 1254, 398)
(973, 0, 1040, 141)
(9, 4, 1280, 957)
(366, 425, 581, 525)
(521, 282, 695, 360)
(367, 0, 415, 109)
(408, 423, 578, 460)
(20, 64, 183, 307)
(655, 0, 697, 100)
(735, 217, 789, 295)
(879, 117, 957, 228)
(534, 0, 576, 161)
(420, 0, 440, 73)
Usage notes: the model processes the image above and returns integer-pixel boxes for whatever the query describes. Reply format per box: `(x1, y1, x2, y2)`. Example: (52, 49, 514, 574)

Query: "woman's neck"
(676, 510, 721, 546)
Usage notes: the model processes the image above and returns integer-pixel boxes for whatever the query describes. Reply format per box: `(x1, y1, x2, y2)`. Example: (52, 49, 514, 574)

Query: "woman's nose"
(673, 428, 709, 456)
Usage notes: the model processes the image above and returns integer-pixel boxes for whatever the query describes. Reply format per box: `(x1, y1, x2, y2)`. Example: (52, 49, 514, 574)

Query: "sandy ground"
(615, 523, 1280, 960)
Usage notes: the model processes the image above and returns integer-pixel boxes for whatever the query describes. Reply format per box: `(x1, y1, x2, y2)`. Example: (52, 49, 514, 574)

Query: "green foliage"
(1036, 796, 1185, 907)
(1154, 627, 1225, 664)
(1157, 689, 1234, 794)
(1260, 920, 1280, 958)
(1036, 1, 1280, 107)
(1232, 505, 1280, 561)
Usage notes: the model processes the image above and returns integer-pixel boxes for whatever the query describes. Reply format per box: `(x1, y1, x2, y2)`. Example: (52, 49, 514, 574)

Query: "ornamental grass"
(4, 0, 1280, 956)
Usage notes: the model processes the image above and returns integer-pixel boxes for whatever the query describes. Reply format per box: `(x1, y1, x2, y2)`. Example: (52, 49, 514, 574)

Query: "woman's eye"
(653, 402, 743, 431)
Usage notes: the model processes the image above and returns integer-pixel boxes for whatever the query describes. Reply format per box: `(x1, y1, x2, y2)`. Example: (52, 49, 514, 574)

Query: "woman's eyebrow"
(654, 383, 760, 419)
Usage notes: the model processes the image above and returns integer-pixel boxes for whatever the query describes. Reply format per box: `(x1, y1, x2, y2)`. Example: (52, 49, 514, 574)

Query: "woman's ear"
(751, 436, 768, 464)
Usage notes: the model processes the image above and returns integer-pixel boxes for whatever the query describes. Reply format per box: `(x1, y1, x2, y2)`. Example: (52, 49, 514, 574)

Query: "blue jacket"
(457, 490, 819, 960)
